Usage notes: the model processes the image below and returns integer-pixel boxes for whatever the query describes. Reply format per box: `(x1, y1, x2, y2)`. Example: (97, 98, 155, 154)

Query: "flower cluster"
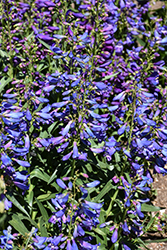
(0, 0, 167, 249)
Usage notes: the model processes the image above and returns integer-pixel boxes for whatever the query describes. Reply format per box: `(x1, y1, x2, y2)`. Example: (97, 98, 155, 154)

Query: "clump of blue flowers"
(47, 174, 102, 250)
(1, 0, 167, 249)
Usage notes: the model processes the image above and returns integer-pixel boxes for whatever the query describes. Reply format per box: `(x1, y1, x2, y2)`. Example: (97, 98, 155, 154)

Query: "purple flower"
(85, 180, 100, 188)
(85, 201, 103, 210)
(118, 123, 126, 135)
(136, 203, 144, 219)
(51, 234, 63, 246)
(13, 158, 30, 167)
(111, 228, 118, 243)
(159, 36, 167, 45)
(26, 109, 32, 121)
(56, 179, 67, 189)
(77, 225, 85, 236)
(73, 141, 79, 158)
(67, 240, 72, 250)
(72, 239, 79, 250)
(61, 121, 72, 136)
(38, 34, 53, 41)
(33, 235, 46, 249)
(123, 244, 131, 250)
(1, 153, 12, 166)
(62, 151, 73, 161)
(122, 221, 130, 234)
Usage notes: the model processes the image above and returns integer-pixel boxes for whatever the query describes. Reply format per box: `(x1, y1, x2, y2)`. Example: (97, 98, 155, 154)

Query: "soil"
(139, 174, 167, 250)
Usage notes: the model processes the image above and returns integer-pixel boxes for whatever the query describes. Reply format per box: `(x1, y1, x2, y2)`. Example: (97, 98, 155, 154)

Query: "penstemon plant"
(0, 0, 167, 249)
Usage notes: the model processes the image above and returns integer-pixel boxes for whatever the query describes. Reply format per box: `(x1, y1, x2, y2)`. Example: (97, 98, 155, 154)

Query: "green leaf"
(141, 204, 162, 212)
(102, 72, 119, 81)
(6, 193, 30, 217)
(27, 186, 34, 214)
(30, 169, 58, 189)
(136, 37, 146, 47)
(143, 238, 167, 243)
(48, 121, 58, 134)
(93, 227, 106, 237)
(144, 215, 156, 232)
(94, 73, 119, 83)
(39, 216, 48, 237)
(37, 193, 57, 201)
(93, 180, 115, 202)
(124, 173, 132, 184)
(26, 31, 34, 41)
(35, 198, 49, 222)
(97, 245, 107, 250)
(18, 214, 38, 228)
(114, 242, 119, 250)
(9, 214, 29, 236)
(37, 38, 51, 50)
(47, 169, 58, 185)
(97, 160, 108, 170)
(106, 189, 119, 217)
(30, 169, 49, 182)
(46, 201, 55, 213)
(0, 213, 7, 227)
(0, 49, 8, 57)
(39, 130, 50, 139)
(137, 238, 150, 250)
(0, 77, 11, 94)
(114, 152, 121, 163)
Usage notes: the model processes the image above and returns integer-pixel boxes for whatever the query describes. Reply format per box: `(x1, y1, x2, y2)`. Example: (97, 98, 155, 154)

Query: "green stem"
(128, 89, 136, 151)
(68, 172, 76, 237)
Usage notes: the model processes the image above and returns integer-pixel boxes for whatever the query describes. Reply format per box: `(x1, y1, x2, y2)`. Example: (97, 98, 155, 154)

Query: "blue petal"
(85, 201, 103, 210)
(85, 180, 100, 188)
(111, 229, 118, 243)
(56, 179, 67, 189)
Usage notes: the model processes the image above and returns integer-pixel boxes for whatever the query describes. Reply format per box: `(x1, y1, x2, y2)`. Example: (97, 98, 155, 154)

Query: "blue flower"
(111, 228, 118, 243)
